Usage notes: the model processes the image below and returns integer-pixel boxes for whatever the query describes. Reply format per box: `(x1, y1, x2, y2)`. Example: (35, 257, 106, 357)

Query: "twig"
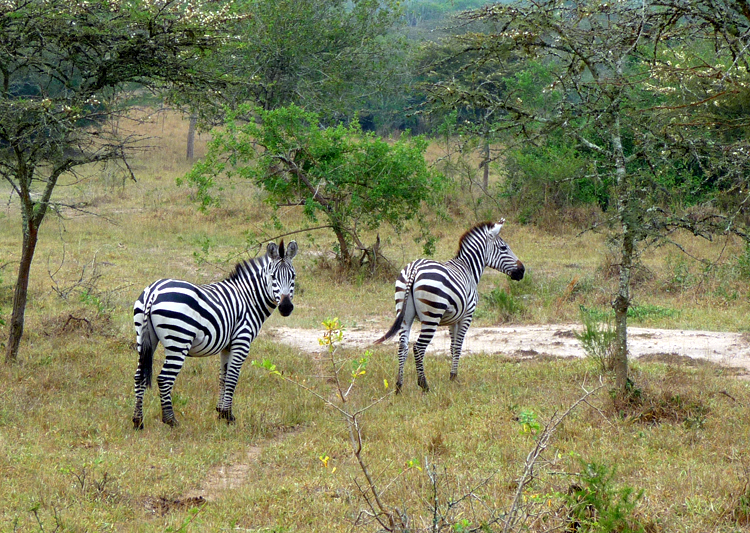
(502, 379, 606, 533)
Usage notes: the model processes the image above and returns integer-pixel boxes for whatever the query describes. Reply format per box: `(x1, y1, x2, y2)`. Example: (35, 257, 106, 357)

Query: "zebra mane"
(456, 221, 496, 256)
(225, 254, 268, 283)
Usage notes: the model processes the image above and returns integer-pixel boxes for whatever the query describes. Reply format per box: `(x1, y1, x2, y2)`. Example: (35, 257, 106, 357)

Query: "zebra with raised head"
(375, 220, 524, 392)
(132, 240, 298, 429)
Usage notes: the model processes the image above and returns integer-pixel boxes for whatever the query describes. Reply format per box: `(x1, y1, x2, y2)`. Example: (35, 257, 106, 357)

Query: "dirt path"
(266, 324, 750, 376)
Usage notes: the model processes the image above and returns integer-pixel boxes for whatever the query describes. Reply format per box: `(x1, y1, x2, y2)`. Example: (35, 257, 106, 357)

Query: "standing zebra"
(132, 240, 298, 429)
(375, 221, 524, 392)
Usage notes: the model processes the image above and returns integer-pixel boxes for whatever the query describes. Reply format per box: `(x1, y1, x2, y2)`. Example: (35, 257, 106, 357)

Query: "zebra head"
(486, 219, 525, 281)
(267, 240, 298, 317)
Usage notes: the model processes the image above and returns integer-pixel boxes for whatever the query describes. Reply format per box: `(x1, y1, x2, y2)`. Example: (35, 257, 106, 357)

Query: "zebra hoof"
(218, 410, 236, 423)
(133, 418, 144, 430)
(162, 416, 178, 427)
(449, 373, 458, 381)
(418, 379, 430, 392)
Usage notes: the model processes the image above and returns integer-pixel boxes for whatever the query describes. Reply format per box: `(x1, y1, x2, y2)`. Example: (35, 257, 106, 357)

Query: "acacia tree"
(1, 0, 234, 363)
(182, 104, 444, 268)
(426, 0, 750, 390)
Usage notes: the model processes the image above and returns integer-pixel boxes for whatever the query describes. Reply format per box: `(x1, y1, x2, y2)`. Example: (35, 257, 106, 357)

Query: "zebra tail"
(374, 266, 417, 345)
(138, 316, 156, 389)
(374, 305, 406, 345)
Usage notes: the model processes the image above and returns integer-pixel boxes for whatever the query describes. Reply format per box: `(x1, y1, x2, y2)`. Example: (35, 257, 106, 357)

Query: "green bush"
(501, 136, 608, 221)
(481, 287, 525, 321)
(564, 461, 645, 533)
(737, 242, 750, 280)
(576, 306, 616, 373)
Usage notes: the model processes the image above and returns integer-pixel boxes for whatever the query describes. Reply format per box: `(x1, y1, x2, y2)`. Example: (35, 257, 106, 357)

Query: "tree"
(425, 0, 750, 390)
(218, 0, 406, 124)
(182, 104, 445, 268)
(1, 0, 234, 363)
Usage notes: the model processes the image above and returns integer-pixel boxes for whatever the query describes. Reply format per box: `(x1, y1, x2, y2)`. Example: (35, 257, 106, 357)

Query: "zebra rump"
(374, 265, 418, 345)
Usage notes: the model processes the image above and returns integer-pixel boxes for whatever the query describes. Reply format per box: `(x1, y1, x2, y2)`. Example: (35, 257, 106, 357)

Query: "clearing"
(266, 323, 750, 377)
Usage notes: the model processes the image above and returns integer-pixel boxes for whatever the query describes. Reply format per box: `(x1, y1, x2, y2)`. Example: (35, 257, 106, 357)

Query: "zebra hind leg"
(396, 313, 415, 393)
(133, 366, 147, 430)
(396, 298, 416, 394)
(413, 323, 439, 392)
(157, 347, 189, 427)
(414, 346, 430, 392)
(132, 334, 155, 430)
(218, 409, 236, 423)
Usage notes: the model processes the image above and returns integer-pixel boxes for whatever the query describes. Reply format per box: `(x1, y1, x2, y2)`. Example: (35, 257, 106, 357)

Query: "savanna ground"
(1, 110, 750, 532)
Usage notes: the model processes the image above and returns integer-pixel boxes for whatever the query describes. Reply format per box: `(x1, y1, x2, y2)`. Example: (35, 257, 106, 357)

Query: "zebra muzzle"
(509, 261, 525, 281)
(278, 295, 294, 317)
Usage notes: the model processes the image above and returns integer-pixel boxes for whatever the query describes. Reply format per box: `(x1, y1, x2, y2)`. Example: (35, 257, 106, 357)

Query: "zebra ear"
(267, 242, 280, 260)
(490, 219, 504, 237)
(285, 240, 298, 261)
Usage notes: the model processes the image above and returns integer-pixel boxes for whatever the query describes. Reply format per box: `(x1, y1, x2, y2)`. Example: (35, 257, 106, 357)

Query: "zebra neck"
(447, 255, 485, 286)
(227, 259, 276, 313)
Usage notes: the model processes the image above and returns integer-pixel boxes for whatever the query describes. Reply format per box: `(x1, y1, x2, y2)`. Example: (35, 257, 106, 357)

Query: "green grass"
(2, 110, 750, 532)
(1, 334, 749, 532)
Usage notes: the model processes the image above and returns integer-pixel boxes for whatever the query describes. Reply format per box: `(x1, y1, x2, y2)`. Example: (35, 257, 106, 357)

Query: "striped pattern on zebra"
(132, 240, 298, 429)
(375, 220, 524, 392)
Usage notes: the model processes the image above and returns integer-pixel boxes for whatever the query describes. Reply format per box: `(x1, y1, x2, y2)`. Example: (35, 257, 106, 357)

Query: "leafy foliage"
(183, 104, 445, 266)
(1, 0, 234, 362)
(565, 461, 645, 533)
(216, 0, 406, 124)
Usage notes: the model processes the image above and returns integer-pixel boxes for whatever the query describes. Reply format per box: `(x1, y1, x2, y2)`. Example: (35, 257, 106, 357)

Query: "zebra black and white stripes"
(132, 240, 298, 429)
(375, 220, 524, 392)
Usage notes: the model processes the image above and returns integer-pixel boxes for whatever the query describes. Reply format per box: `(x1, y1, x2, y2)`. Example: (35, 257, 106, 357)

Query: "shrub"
(576, 306, 616, 373)
(564, 461, 645, 533)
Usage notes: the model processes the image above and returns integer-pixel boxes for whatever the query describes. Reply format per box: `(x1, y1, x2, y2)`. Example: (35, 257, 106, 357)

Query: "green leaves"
(184, 104, 444, 266)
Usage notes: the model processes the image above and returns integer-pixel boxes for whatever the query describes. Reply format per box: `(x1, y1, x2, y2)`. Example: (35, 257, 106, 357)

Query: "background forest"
(2, 0, 750, 531)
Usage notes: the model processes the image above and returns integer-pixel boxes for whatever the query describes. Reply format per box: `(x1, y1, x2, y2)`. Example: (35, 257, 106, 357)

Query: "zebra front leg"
(216, 347, 249, 423)
(157, 348, 188, 427)
(216, 350, 230, 414)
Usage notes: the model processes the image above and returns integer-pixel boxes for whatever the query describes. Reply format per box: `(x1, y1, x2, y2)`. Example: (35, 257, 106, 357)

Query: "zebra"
(132, 240, 298, 429)
(375, 220, 524, 393)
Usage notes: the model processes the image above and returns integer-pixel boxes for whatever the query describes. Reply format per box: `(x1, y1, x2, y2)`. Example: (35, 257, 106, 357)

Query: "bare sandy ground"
(266, 324, 750, 376)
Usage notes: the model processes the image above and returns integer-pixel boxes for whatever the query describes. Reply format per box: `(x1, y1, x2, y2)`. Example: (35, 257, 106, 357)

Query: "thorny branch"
(502, 378, 606, 533)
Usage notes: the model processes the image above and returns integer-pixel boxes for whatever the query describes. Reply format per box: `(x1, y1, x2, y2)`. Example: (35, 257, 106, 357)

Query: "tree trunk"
(482, 137, 490, 190)
(612, 229, 634, 390)
(5, 220, 39, 363)
(611, 110, 632, 391)
(333, 224, 351, 268)
(186, 114, 197, 160)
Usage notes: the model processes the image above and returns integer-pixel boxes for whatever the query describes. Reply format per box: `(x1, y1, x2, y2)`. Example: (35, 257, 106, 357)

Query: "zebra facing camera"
(131, 240, 298, 429)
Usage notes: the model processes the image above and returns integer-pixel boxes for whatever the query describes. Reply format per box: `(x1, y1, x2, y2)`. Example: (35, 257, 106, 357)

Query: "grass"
(1, 109, 750, 531)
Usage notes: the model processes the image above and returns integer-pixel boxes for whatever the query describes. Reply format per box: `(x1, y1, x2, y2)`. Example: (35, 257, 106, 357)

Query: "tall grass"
(1, 110, 750, 531)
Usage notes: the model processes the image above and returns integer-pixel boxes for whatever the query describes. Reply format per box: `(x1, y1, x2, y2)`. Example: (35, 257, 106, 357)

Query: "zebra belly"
(149, 294, 233, 357)
(413, 285, 463, 325)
